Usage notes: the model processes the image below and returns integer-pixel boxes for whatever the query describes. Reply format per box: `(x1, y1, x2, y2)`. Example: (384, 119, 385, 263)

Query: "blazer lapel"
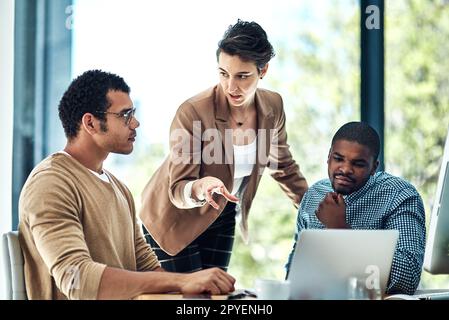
(255, 89, 275, 169)
(243, 90, 275, 208)
(214, 86, 234, 182)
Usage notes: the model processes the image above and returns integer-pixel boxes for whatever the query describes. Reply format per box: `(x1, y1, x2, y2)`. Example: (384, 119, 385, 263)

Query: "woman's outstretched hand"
(192, 177, 239, 210)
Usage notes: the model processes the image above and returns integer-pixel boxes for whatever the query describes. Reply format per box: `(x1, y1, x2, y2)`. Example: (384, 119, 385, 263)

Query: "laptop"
(287, 229, 399, 299)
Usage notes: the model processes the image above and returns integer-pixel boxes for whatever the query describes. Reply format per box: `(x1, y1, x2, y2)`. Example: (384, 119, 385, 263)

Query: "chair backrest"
(1, 231, 27, 300)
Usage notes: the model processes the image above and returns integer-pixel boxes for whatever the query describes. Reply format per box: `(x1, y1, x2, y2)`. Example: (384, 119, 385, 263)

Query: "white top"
(231, 138, 257, 195)
(183, 138, 257, 208)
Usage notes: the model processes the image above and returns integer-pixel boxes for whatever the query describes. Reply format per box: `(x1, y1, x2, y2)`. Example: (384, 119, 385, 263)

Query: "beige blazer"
(140, 85, 308, 255)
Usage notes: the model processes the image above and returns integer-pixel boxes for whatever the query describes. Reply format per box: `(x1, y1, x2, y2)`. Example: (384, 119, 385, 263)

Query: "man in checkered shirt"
(286, 121, 426, 295)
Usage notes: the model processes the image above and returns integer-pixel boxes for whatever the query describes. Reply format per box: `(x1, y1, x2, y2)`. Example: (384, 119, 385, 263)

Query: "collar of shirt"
(344, 174, 377, 206)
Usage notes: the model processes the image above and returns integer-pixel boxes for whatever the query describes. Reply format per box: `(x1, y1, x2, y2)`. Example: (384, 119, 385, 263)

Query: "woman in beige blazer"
(140, 20, 308, 272)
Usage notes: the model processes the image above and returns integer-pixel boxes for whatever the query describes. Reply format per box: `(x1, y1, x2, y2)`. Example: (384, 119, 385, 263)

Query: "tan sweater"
(18, 153, 160, 300)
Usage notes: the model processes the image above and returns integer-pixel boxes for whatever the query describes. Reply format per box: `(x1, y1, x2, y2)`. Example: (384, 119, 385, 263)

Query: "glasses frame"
(96, 107, 136, 126)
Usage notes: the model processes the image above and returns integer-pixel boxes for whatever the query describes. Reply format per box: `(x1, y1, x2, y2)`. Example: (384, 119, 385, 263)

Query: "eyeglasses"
(96, 107, 136, 126)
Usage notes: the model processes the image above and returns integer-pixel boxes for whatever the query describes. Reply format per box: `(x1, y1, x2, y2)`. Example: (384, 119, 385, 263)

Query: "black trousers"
(143, 202, 236, 273)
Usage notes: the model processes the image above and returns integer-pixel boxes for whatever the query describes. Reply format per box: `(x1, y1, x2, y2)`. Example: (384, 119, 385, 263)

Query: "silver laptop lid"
(287, 229, 399, 300)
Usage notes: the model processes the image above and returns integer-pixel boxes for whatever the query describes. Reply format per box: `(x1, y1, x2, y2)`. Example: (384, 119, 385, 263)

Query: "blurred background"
(1, 0, 449, 291)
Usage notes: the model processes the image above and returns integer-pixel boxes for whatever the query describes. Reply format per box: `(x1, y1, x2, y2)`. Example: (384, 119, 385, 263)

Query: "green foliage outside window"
(385, 0, 449, 288)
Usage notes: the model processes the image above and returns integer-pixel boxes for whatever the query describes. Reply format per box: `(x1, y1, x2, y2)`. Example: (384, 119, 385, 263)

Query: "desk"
(134, 293, 228, 300)
(389, 289, 449, 300)
(134, 289, 258, 300)
(135, 290, 449, 300)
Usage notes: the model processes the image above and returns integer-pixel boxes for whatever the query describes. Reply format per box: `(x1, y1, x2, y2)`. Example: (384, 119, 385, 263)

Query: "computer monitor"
(424, 126, 449, 274)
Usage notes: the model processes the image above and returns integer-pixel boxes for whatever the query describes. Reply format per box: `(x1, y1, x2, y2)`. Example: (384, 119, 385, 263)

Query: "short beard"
(333, 186, 351, 195)
(331, 180, 352, 195)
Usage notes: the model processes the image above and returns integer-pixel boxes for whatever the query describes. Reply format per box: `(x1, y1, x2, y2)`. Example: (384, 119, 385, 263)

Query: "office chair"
(1, 231, 27, 300)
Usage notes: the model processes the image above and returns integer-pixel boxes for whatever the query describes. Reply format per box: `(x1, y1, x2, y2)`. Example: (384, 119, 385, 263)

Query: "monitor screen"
(424, 127, 449, 274)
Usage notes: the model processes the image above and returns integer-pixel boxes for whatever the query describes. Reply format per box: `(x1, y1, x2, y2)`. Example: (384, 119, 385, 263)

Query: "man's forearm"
(97, 266, 181, 300)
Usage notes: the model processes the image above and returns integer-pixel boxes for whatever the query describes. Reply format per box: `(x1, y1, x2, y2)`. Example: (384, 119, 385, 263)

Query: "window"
(385, 0, 449, 289)
(0, 0, 14, 237)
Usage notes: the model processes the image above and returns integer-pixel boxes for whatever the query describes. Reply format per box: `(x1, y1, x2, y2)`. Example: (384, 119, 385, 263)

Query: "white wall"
(0, 0, 15, 299)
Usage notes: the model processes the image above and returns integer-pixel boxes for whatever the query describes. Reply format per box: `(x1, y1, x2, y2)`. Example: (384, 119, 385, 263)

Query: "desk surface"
(134, 293, 228, 300)
(134, 289, 257, 300)
(134, 289, 449, 300)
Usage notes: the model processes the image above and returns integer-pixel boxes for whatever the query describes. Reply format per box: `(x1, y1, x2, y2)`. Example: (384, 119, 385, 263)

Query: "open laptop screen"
(287, 229, 399, 299)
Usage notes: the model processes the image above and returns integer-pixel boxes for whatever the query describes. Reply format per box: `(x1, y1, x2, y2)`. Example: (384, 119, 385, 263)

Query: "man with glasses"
(18, 70, 235, 300)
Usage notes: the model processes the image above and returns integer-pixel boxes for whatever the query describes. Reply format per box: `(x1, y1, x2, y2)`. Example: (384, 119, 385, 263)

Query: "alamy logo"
(169, 122, 280, 174)
(65, 5, 74, 30)
(365, 5, 381, 30)
(365, 265, 380, 290)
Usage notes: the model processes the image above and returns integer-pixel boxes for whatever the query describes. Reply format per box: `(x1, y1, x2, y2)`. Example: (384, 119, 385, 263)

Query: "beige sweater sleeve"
(123, 186, 161, 271)
(118, 181, 161, 271)
(23, 171, 106, 300)
(134, 218, 161, 271)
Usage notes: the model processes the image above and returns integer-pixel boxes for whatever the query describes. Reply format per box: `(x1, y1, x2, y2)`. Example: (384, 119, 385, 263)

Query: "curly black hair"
(216, 19, 275, 72)
(58, 70, 130, 139)
(331, 122, 381, 160)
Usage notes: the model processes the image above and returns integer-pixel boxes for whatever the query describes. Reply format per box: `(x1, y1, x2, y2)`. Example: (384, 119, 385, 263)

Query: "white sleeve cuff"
(184, 180, 206, 208)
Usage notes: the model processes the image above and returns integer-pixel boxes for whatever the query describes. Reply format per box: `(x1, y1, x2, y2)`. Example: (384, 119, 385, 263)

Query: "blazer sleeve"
(167, 101, 204, 209)
(267, 96, 308, 207)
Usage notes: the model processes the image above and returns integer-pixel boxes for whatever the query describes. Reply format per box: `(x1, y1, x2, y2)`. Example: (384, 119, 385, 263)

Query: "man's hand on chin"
(315, 192, 350, 229)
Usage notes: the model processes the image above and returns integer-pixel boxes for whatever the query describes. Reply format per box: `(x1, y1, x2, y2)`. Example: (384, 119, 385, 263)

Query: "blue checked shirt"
(286, 172, 426, 295)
